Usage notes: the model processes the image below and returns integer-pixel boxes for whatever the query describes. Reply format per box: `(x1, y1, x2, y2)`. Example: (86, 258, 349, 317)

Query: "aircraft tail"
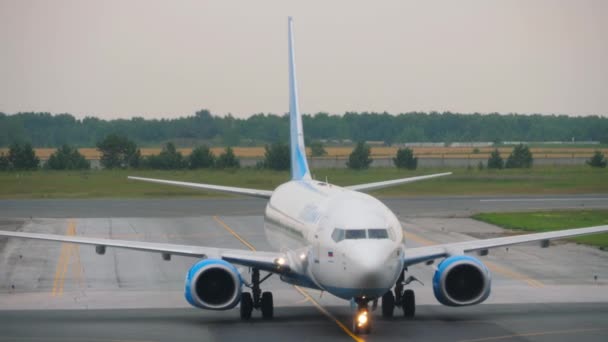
(288, 17, 312, 181)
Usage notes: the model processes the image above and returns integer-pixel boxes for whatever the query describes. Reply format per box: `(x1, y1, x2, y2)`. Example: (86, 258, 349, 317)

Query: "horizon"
(3, 109, 608, 122)
(1, 1, 607, 119)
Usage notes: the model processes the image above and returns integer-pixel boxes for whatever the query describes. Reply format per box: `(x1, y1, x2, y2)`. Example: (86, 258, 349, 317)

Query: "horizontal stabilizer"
(346, 172, 452, 192)
(128, 176, 273, 199)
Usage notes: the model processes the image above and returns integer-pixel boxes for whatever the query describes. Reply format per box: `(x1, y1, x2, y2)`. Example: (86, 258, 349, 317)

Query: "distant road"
(1, 194, 608, 218)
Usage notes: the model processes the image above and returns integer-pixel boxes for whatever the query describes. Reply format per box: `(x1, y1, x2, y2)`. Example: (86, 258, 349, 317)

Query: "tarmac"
(1, 195, 607, 341)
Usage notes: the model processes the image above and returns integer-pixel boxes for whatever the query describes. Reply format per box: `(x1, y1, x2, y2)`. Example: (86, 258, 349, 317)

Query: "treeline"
(3, 137, 606, 171)
(1, 110, 607, 148)
(95, 134, 240, 170)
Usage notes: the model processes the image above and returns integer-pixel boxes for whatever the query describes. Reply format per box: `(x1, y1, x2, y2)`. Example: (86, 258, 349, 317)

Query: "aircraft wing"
(0, 230, 288, 274)
(346, 172, 452, 192)
(402, 225, 608, 266)
(128, 176, 273, 199)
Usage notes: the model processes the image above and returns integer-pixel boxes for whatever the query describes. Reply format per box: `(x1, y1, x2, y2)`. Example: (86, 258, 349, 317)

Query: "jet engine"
(184, 259, 243, 310)
(432, 255, 491, 306)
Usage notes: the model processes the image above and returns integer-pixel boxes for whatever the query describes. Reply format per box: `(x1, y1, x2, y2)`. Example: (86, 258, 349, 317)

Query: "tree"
(45, 145, 90, 170)
(347, 142, 373, 170)
(505, 144, 533, 168)
(587, 151, 607, 168)
(0, 153, 9, 171)
(8, 142, 39, 170)
(143, 142, 186, 169)
(393, 148, 418, 170)
(263, 142, 290, 170)
(487, 149, 504, 169)
(310, 141, 327, 157)
(4, 111, 608, 147)
(189, 145, 215, 169)
(216, 147, 240, 168)
(96, 134, 140, 169)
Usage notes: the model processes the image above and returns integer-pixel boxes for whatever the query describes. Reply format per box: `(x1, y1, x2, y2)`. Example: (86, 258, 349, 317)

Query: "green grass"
(0, 165, 607, 199)
(318, 166, 608, 197)
(473, 210, 608, 248)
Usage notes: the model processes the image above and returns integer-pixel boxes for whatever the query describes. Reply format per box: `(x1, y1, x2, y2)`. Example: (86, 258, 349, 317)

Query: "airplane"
(2, 17, 608, 335)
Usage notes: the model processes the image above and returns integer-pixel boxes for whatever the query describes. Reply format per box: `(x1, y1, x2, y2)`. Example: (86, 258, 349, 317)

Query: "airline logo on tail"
(288, 17, 311, 181)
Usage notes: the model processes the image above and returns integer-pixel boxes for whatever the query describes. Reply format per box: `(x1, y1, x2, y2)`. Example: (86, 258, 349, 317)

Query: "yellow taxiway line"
(52, 219, 84, 296)
(213, 216, 257, 251)
(213, 215, 363, 342)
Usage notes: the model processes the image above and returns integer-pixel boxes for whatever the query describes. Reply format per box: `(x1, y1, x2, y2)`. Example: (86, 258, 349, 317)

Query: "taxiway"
(1, 196, 607, 341)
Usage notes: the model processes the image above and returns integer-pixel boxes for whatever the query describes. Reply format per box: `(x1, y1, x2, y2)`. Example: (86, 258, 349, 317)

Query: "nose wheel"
(240, 268, 274, 320)
(353, 299, 372, 334)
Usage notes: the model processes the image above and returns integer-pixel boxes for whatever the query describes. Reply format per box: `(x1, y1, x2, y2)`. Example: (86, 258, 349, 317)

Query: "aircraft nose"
(347, 242, 400, 289)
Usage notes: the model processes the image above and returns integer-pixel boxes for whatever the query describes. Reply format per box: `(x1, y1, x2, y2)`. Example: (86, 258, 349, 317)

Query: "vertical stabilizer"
(288, 17, 312, 181)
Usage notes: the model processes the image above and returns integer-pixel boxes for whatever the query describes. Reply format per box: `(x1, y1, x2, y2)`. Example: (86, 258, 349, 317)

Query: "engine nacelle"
(432, 255, 491, 307)
(184, 259, 243, 310)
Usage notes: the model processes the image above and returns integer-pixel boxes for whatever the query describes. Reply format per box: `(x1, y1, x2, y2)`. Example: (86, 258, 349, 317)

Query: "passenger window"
(331, 228, 345, 242)
(345, 229, 366, 239)
(368, 229, 389, 239)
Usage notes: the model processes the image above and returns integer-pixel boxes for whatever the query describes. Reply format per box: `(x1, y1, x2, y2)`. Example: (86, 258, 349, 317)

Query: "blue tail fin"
(288, 17, 311, 181)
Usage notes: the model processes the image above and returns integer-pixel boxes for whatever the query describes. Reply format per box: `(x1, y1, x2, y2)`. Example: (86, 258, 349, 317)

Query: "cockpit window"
(345, 229, 366, 239)
(331, 228, 345, 242)
(368, 229, 389, 239)
(331, 228, 391, 242)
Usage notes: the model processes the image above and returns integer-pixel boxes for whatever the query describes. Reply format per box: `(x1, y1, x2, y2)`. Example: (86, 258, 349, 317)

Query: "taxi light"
(356, 310, 368, 327)
(276, 257, 286, 266)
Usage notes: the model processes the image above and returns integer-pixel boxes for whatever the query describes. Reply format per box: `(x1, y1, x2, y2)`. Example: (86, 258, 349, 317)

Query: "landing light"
(299, 253, 306, 260)
(276, 257, 286, 266)
(357, 310, 368, 327)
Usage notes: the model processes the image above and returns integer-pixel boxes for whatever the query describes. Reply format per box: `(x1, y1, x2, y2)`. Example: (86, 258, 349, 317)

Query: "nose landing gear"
(382, 271, 417, 318)
(353, 298, 372, 334)
(240, 268, 274, 320)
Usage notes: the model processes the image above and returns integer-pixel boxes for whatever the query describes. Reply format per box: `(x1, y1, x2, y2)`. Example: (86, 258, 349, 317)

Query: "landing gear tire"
(240, 292, 253, 320)
(402, 289, 415, 318)
(246, 268, 274, 320)
(261, 291, 274, 319)
(353, 300, 372, 335)
(381, 291, 395, 318)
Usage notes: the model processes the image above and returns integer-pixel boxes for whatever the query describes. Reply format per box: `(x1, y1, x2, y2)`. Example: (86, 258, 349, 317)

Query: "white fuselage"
(264, 180, 404, 300)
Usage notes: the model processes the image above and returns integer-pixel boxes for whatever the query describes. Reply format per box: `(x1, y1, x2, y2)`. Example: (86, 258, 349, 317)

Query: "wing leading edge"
(402, 224, 608, 266)
(0, 230, 288, 274)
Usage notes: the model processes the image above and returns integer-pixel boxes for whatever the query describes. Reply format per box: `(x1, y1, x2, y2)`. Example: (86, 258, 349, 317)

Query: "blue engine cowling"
(432, 255, 491, 307)
(185, 259, 243, 310)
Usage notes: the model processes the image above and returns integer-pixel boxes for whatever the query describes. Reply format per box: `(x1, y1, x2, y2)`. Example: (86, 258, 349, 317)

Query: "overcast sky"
(1, 0, 606, 119)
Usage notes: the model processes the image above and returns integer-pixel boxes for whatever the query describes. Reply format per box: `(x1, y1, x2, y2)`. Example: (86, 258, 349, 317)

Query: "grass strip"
(0, 166, 607, 199)
(473, 210, 608, 249)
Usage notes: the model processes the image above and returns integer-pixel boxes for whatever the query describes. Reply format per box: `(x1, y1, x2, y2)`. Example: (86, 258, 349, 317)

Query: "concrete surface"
(1, 194, 608, 218)
(1, 197, 607, 341)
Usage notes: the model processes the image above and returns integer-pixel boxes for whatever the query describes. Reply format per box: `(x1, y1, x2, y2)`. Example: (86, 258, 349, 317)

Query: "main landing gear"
(381, 271, 416, 318)
(240, 268, 274, 320)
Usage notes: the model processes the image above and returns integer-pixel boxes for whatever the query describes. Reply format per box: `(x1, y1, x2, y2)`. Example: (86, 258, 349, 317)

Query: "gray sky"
(1, 0, 607, 119)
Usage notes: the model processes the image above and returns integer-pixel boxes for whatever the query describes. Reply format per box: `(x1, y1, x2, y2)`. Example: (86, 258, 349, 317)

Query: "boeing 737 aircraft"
(2, 18, 608, 335)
